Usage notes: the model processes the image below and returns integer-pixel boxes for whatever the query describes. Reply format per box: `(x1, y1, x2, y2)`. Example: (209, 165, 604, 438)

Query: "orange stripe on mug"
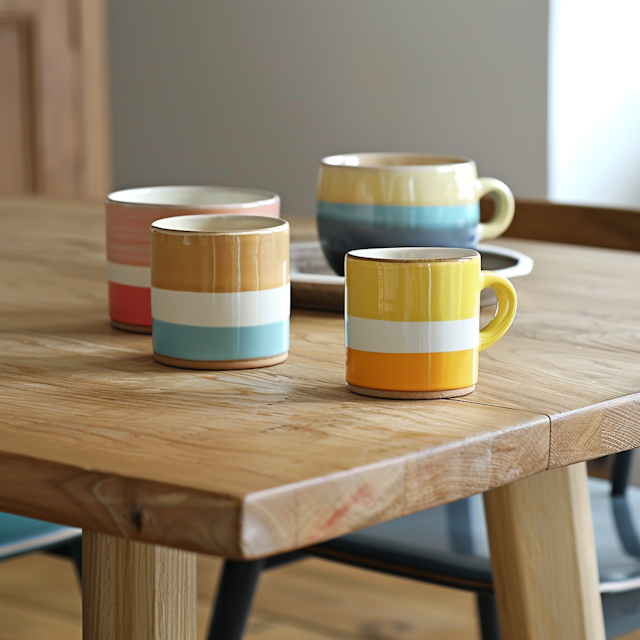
(346, 347, 478, 392)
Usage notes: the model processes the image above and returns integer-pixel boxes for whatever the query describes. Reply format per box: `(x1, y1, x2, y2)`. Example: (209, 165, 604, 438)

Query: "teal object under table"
(0, 510, 82, 592)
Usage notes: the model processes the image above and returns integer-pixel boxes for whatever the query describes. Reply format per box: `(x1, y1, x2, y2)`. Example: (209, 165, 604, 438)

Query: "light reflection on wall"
(549, 0, 640, 209)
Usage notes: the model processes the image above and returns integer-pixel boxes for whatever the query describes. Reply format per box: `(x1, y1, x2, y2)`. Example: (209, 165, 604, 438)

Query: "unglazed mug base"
(111, 320, 152, 334)
(153, 351, 288, 371)
(347, 383, 475, 400)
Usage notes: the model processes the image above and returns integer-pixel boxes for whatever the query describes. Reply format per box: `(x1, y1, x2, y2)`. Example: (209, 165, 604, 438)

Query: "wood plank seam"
(456, 396, 557, 473)
(452, 365, 640, 473)
(549, 393, 640, 469)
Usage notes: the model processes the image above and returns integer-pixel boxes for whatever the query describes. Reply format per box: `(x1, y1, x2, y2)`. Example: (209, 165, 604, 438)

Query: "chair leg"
(47, 537, 83, 586)
(207, 559, 265, 640)
(612, 450, 635, 496)
(67, 536, 83, 586)
(477, 593, 501, 640)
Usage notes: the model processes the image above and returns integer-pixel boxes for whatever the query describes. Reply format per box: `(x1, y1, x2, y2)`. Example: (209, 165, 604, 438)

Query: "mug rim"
(347, 247, 480, 263)
(107, 185, 279, 209)
(151, 214, 289, 236)
(321, 152, 473, 170)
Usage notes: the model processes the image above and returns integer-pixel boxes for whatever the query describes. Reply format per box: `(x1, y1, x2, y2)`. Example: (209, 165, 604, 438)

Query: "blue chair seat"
(0, 512, 81, 561)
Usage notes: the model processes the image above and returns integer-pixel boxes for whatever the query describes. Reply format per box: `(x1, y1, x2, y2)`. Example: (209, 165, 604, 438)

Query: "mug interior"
(107, 186, 278, 208)
(322, 153, 470, 169)
(151, 214, 288, 234)
(348, 247, 479, 262)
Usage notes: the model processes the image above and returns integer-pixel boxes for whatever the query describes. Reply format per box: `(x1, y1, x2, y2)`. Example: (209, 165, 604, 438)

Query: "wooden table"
(1, 197, 640, 640)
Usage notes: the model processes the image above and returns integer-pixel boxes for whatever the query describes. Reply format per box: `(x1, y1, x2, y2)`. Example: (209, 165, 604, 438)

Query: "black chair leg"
(47, 537, 83, 587)
(207, 559, 265, 640)
(67, 537, 83, 586)
(477, 593, 501, 640)
(612, 449, 635, 496)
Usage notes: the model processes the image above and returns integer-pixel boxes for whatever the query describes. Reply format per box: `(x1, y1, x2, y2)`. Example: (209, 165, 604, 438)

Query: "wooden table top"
(1, 197, 639, 560)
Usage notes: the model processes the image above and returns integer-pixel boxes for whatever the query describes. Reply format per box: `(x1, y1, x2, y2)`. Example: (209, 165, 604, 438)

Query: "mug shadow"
(2, 306, 459, 408)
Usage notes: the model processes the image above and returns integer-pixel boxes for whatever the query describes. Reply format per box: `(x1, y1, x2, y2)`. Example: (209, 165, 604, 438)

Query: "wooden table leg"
(483, 462, 605, 640)
(82, 531, 197, 640)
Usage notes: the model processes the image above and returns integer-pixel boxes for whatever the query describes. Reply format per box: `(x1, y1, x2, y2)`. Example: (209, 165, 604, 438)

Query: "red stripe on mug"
(108, 281, 152, 327)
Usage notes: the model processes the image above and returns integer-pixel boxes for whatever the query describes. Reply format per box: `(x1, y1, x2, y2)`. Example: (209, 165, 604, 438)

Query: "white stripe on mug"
(107, 262, 151, 288)
(151, 284, 290, 328)
(346, 316, 480, 354)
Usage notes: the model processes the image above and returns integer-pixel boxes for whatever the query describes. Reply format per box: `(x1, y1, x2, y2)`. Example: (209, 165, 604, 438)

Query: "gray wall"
(108, 0, 548, 216)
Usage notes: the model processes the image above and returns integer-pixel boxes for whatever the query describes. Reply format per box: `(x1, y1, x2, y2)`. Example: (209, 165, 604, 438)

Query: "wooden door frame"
(0, 0, 110, 199)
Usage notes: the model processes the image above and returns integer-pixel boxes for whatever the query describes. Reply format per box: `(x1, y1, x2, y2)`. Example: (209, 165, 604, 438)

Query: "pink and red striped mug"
(106, 186, 280, 333)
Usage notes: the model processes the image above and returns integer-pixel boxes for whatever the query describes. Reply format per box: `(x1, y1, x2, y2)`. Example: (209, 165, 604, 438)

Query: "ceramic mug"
(345, 247, 517, 399)
(150, 214, 290, 370)
(317, 153, 515, 275)
(106, 186, 280, 333)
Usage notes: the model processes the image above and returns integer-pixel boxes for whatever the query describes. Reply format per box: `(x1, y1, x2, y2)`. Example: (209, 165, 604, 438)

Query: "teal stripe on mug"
(153, 318, 289, 361)
(317, 201, 479, 230)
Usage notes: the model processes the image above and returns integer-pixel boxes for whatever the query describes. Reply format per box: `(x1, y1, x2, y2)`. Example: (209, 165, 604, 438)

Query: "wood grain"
(0, 197, 639, 559)
(493, 198, 640, 252)
(0, 19, 33, 194)
(484, 463, 605, 640)
(0, 451, 242, 557)
(284, 214, 317, 241)
(456, 237, 640, 465)
(290, 280, 343, 314)
(251, 557, 480, 640)
(0, 597, 81, 640)
(549, 394, 640, 468)
(0, 197, 553, 558)
(484, 197, 640, 463)
(83, 531, 197, 640)
(0, 555, 82, 622)
(74, 0, 111, 199)
(0, 0, 110, 199)
(0, 551, 485, 640)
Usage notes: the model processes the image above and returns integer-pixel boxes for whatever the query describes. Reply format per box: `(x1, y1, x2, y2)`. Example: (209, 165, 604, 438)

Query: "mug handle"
(479, 271, 517, 351)
(477, 177, 515, 241)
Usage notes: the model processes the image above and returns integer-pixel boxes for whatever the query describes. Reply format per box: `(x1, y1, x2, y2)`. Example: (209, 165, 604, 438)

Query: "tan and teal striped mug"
(150, 215, 290, 370)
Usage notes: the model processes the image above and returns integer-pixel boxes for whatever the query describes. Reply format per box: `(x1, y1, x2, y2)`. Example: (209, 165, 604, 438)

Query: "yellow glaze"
(318, 159, 478, 206)
(346, 255, 481, 322)
(479, 271, 518, 351)
(476, 177, 516, 241)
(317, 153, 515, 241)
(345, 250, 517, 393)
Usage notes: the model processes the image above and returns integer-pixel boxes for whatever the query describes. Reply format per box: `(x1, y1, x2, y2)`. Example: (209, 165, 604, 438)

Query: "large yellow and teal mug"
(345, 247, 517, 399)
(317, 153, 515, 275)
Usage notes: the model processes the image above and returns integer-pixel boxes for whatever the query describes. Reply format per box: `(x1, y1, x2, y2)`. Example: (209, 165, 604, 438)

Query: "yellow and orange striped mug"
(345, 247, 517, 399)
